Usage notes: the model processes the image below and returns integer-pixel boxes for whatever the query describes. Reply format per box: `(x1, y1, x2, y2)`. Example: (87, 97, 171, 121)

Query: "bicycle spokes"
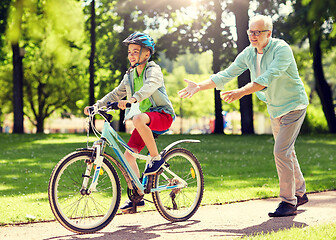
(152, 148, 204, 222)
(48, 151, 121, 234)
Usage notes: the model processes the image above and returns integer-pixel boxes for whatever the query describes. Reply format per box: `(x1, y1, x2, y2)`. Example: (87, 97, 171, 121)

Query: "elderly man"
(179, 15, 309, 217)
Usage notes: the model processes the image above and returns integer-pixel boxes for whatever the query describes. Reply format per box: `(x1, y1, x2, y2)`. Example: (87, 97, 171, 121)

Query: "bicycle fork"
(81, 139, 106, 194)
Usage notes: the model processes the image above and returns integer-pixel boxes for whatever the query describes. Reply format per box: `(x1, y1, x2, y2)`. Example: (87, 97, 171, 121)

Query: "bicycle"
(48, 102, 204, 234)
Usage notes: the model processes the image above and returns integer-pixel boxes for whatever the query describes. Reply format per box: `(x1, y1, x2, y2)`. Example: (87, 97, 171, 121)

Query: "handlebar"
(106, 101, 132, 110)
(88, 102, 131, 114)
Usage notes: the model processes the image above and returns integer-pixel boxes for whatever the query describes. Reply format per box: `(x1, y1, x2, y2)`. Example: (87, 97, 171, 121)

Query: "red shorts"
(128, 111, 173, 152)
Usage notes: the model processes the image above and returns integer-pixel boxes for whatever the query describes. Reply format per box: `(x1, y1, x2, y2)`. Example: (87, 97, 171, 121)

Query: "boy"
(84, 32, 175, 211)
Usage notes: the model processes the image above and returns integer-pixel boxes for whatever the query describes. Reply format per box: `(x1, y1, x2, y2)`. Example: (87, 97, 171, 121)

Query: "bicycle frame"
(86, 119, 200, 196)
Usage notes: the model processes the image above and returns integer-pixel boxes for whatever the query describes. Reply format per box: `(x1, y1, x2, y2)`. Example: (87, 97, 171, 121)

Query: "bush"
(301, 105, 329, 134)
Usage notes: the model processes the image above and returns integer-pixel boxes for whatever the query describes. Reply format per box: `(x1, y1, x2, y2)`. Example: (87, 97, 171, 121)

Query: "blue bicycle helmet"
(123, 32, 155, 54)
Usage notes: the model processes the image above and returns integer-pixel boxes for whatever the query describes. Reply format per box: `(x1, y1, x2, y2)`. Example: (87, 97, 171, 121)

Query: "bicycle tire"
(152, 148, 204, 222)
(48, 150, 121, 234)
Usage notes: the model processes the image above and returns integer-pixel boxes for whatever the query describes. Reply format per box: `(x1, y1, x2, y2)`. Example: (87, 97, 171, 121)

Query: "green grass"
(242, 222, 336, 240)
(0, 133, 335, 236)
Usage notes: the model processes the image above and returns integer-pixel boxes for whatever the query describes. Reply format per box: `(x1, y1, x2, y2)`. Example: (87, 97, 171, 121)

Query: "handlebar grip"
(88, 106, 95, 114)
(107, 102, 119, 110)
(106, 102, 131, 110)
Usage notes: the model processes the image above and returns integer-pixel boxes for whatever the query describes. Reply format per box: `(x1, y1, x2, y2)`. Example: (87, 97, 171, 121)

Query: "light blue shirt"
(210, 38, 309, 118)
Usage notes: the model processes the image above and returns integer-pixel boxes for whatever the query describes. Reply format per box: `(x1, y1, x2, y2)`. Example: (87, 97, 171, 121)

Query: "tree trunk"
(118, 104, 126, 132)
(36, 115, 44, 133)
(12, 43, 24, 133)
(35, 82, 45, 133)
(310, 35, 336, 133)
(89, 0, 96, 107)
(0, 109, 2, 132)
(232, 0, 254, 135)
(118, 13, 131, 133)
(212, 0, 224, 134)
(89, 0, 96, 132)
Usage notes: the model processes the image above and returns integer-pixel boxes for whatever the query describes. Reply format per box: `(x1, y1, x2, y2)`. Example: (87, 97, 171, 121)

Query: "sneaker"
(143, 156, 165, 176)
(120, 199, 145, 211)
(268, 201, 297, 217)
(296, 193, 309, 207)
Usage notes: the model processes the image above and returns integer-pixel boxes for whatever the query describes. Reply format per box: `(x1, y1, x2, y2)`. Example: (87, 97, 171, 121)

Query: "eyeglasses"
(246, 30, 270, 36)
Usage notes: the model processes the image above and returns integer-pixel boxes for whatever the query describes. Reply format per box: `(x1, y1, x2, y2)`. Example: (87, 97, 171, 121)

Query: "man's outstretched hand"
(178, 79, 200, 99)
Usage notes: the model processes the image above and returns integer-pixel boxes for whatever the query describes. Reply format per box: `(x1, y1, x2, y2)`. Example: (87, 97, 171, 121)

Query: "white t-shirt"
(256, 53, 263, 77)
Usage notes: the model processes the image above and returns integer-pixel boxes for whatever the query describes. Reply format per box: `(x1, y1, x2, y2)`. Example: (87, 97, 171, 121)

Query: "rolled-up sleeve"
(210, 51, 249, 90)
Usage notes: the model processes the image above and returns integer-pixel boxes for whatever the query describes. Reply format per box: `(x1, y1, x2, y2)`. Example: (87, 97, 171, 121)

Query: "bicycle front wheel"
(152, 148, 204, 222)
(48, 150, 121, 234)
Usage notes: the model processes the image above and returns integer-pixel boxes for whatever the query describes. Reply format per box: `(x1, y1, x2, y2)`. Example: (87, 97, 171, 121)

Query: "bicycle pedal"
(121, 209, 137, 214)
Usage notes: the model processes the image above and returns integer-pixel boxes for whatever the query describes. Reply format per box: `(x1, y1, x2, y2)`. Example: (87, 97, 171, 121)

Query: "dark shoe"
(120, 199, 145, 211)
(296, 193, 308, 207)
(268, 201, 297, 217)
(144, 156, 165, 176)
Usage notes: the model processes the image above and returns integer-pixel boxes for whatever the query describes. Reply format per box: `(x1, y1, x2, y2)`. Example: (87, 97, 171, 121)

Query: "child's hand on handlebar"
(84, 105, 97, 115)
(118, 100, 131, 110)
(84, 106, 91, 115)
(118, 97, 137, 110)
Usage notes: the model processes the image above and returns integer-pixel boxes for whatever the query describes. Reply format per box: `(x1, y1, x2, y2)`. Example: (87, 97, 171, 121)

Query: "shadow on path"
(43, 211, 308, 240)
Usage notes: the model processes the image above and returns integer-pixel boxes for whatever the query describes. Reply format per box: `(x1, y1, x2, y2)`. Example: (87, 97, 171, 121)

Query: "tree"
(231, 0, 254, 134)
(8, 0, 24, 133)
(12, 39, 24, 133)
(89, 0, 96, 108)
(211, 0, 225, 134)
(0, 0, 12, 132)
(283, 0, 336, 133)
(4, 0, 88, 133)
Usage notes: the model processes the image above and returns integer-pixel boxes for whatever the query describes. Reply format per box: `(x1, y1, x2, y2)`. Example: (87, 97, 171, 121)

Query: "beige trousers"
(270, 108, 307, 205)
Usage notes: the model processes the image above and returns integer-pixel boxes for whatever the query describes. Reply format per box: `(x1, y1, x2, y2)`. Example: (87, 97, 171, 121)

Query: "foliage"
(0, 0, 334, 134)
(292, 45, 336, 133)
(165, 66, 214, 118)
(0, 0, 11, 61)
(301, 105, 329, 134)
(2, 0, 89, 132)
(0, 49, 12, 115)
(0, 133, 335, 224)
(160, 51, 219, 119)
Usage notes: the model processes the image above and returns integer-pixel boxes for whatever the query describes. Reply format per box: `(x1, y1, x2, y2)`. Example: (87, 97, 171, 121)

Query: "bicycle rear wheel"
(152, 148, 204, 222)
(48, 150, 121, 234)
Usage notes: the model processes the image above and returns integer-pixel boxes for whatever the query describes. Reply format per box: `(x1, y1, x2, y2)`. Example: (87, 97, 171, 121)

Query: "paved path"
(1, 191, 336, 240)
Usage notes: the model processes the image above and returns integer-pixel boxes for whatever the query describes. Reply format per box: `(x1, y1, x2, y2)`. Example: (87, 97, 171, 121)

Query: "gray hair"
(249, 15, 273, 31)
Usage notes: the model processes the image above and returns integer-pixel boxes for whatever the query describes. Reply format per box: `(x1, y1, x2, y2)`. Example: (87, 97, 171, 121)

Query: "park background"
(0, 0, 335, 135)
(0, 0, 335, 239)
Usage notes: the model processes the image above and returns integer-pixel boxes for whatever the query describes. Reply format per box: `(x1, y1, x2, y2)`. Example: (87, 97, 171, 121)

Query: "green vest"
(134, 66, 152, 112)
